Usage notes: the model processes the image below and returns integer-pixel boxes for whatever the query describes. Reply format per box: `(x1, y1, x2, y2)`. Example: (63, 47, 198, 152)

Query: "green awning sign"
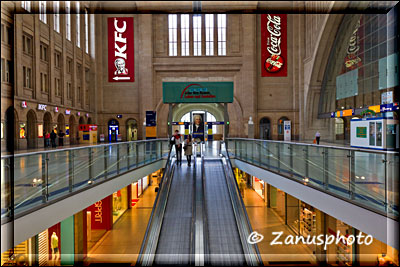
(163, 82, 234, 103)
(356, 127, 367, 138)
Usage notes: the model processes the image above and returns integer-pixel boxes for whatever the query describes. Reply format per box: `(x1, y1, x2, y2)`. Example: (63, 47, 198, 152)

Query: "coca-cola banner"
(108, 17, 134, 82)
(261, 14, 287, 77)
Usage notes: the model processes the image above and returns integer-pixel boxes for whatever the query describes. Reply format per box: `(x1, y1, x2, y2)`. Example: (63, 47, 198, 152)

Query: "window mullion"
(177, 15, 181, 56)
(201, 14, 205, 56)
(214, 14, 218, 56)
(189, 14, 193, 56)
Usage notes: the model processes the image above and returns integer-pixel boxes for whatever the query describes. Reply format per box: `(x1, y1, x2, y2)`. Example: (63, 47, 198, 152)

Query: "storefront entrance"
(108, 119, 119, 142)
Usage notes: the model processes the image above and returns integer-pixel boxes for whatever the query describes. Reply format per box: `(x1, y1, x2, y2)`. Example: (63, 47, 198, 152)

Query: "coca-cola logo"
(264, 14, 284, 73)
(265, 55, 284, 73)
(345, 19, 362, 70)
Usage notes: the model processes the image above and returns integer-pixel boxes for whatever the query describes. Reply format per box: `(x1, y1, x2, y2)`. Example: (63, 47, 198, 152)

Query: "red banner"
(261, 14, 287, 77)
(108, 17, 134, 82)
(86, 195, 112, 231)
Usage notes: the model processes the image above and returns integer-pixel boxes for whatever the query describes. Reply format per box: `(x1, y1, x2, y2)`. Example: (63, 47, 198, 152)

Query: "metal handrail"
(220, 141, 263, 266)
(227, 139, 399, 220)
(227, 138, 399, 155)
(137, 145, 176, 265)
(1, 138, 169, 158)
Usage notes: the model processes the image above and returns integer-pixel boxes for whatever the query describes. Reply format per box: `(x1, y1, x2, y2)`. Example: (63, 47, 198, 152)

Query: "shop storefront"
(251, 176, 266, 200)
(112, 187, 128, 223)
(1, 238, 35, 266)
(131, 176, 151, 206)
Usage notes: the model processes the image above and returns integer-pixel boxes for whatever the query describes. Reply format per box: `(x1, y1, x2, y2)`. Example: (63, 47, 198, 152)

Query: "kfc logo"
(108, 17, 134, 82)
(114, 58, 128, 75)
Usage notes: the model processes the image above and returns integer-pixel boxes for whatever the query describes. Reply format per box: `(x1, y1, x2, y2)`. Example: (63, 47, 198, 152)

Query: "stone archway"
(126, 118, 138, 141)
(43, 112, 52, 136)
(26, 110, 37, 149)
(57, 114, 65, 134)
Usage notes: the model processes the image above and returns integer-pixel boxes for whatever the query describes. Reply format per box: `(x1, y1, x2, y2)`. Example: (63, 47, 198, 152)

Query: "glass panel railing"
(1, 139, 168, 221)
(119, 143, 128, 173)
(1, 157, 11, 220)
(14, 154, 44, 215)
(353, 151, 386, 211)
(325, 148, 351, 199)
(47, 150, 70, 201)
(92, 146, 106, 181)
(227, 138, 398, 217)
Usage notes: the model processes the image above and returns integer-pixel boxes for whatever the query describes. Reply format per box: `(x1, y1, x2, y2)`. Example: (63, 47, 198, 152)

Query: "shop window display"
(112, 187, 128, 223)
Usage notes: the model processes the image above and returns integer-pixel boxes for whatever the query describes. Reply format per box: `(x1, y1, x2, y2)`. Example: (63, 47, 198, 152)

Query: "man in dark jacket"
(50, 130, 57, 148)
(58, 130, 65, 146)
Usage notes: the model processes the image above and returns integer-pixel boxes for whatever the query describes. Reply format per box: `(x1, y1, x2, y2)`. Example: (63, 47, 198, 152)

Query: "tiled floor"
(242, 187, 317, 265)
(85, 179, 158, 265)
(85, 176, 317, 266)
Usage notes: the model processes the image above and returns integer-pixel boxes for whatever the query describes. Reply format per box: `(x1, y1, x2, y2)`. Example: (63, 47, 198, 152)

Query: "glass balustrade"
(227, 138, 399, 217)
(0, 139, 168, 220)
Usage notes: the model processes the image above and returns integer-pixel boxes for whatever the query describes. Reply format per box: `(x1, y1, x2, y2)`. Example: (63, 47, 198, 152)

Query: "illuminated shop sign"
(108, 17, 135, 82)
(65, 109, 71, 115)
(21, 101, 27, 108)
(77, 112, 81, 116)
(54, 107, 59, 112)
(94, 201, 103, 223)
(38, 104, 47, 111)
(38, 124, 43, 138)
(19, 123, 26, 139)
(261, 14, 287, 77)
(86, 113, 90, 118)
(163, 82, 234, 103)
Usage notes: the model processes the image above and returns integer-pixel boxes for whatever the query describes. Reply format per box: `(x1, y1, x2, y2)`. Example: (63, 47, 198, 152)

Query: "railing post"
(104, 146, 108, 179)
(127, 143, 130, 170)
(277, 143, 281, 173)
(117, 144, 120, 175)
(42, 153, 47, 202)
(89, 148, 93, 181)
(304, 146, 309, 179)
(69, 150, 74, 192)
(349, 150, 355, 200)
(136, 143, 139, 166)
(289, 145, 293, 177)
(258, 141, 262, 167)
(384, 153, 388, 213)
(323, 147, 329, 190)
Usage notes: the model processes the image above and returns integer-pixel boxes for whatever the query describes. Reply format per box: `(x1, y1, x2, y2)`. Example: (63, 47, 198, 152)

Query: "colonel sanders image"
(114, 58, 128, 75)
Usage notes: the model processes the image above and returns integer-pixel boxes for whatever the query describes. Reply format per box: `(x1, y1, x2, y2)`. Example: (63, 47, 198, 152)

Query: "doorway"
(27, 110, 37, 149)
(108, 119, 119, 142)
(126, 119, 138, 141)
(259, 117, 271, 140)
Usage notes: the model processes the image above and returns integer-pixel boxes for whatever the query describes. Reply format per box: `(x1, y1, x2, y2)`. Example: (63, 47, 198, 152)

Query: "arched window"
(259, 117, 271, 140)
(179, 111, 217, 134)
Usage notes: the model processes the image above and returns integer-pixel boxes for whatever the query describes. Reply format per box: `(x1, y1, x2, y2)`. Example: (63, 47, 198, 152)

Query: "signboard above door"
(163, 82, 234, 103)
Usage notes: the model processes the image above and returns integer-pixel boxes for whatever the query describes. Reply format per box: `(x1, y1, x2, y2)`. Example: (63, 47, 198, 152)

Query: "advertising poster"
(108, 17, 134, 82)
(261, 14, 287, 77)
(192, 113, 204, 141)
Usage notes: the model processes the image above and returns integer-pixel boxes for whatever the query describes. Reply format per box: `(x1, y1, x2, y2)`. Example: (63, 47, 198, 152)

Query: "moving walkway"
(137, 142, 262, 266)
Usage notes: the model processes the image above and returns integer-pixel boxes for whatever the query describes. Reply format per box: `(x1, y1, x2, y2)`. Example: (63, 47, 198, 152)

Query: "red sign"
(86, 195, 112, 230)
(108, 17, 134, 82)
(261, 14, 287, 77)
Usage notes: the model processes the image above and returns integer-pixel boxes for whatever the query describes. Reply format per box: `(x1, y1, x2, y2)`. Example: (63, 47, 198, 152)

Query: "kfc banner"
(261, 14, 287, 77)
(108, 17, 134, 82)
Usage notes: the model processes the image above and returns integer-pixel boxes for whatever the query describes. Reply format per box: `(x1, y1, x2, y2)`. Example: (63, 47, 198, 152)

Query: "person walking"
(50, 130, 57, 148)
(315, 131, 321, 145)
(184, 134, 193, 166)
(171, 130, 183, 164)
(44, 132, 50, 148)
(58, 130, 65, 146)
(239, 178, 246, 198)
